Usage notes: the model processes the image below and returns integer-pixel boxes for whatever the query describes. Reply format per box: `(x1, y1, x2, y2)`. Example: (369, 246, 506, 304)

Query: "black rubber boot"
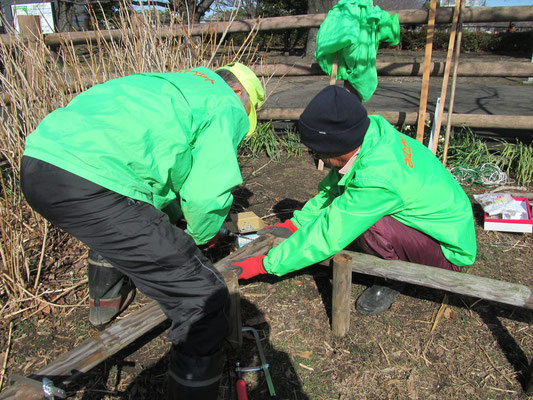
(167, 346, 225, 400)
(356, 282, 404, 315)
(88, 250, 136, 330)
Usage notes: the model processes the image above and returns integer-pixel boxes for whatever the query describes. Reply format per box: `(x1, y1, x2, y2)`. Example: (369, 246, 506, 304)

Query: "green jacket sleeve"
(291, 169, 342, 228)
(179, 107, 247, 245)
(264, 181, 403, 276)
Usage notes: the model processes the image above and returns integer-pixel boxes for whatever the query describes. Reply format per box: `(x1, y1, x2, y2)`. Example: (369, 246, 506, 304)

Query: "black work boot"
(167, 346, 225, 400)
(356, 281, 404, 315)
(88, 250, 136, 330)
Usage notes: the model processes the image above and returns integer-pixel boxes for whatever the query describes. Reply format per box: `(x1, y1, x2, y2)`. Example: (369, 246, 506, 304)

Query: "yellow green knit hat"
(217, 62, 265, 137)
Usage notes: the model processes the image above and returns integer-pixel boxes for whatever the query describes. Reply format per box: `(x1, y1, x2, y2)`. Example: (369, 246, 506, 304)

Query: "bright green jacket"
(263, 116, 477, 276)
(315, 0, 400, 102)
(23, 67, 249, 245)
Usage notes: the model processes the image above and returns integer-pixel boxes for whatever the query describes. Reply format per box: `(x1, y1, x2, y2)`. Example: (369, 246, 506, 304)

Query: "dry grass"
(0, 0, 263, 334)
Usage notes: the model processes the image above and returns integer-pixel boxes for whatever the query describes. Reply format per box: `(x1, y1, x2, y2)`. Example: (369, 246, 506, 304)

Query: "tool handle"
(236, 378, 248, 400)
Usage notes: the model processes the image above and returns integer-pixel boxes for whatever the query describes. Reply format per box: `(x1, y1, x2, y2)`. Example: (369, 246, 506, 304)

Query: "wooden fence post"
(430, 0, 462, 155)
(442, 0, 466, 166)
(332, 252, 352, 337)
(416, 0, 437, 143)
(17, 15, 43, 89)
(317, 53, 340, 172)
(526, 356, 533, 395)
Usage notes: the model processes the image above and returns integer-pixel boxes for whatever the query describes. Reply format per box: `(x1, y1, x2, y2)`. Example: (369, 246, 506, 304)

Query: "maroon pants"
(354, 216, 461, 272)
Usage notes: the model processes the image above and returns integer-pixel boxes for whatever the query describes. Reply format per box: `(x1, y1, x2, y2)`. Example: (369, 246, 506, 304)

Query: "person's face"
(313, 152, 347, 169)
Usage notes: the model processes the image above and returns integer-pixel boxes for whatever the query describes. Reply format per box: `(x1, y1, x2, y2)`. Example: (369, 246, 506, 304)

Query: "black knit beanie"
(298, 85, 370, 154)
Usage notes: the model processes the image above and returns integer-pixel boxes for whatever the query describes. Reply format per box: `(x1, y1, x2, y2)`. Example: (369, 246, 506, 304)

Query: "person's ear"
(231, 87, 250, 114)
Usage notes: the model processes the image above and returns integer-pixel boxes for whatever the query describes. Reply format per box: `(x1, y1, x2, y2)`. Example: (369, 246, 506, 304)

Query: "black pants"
(21, 156, 230, 356)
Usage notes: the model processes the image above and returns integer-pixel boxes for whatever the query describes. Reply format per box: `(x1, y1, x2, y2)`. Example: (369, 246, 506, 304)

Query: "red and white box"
(484, 197, 533, 233)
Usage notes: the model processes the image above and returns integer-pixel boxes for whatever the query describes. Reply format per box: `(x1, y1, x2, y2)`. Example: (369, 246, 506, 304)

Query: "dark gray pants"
(21, 156, 230, 356)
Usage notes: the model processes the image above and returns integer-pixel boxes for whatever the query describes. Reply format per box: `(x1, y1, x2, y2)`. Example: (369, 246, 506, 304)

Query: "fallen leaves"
(295, 350, 313, 359)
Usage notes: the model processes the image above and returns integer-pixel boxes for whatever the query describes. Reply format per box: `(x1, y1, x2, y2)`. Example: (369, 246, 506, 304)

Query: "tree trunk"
(172, 0, 216, 23)
(305, 0, 337, 56)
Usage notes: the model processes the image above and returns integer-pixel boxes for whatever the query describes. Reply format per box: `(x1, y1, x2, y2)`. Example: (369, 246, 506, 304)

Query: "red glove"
(206, 233, 220, 249)
(258, 220, 298, 238)
(231, 255, 267, 280)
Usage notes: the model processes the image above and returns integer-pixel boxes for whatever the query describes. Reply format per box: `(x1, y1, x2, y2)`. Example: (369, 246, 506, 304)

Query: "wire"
(448, 163, 508, 186)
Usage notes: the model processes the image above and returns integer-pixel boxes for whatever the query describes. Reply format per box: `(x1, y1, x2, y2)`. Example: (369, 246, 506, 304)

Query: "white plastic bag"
(473, 193, 528, 220)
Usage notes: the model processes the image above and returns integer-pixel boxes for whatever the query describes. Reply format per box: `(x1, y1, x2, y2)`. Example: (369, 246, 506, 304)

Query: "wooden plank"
(416, 0, 438, 143)
(332, 253, 353, 337)
(0, 234, 281, 400)
(0, 301, 167, 400)
(430, 0, 462, 155)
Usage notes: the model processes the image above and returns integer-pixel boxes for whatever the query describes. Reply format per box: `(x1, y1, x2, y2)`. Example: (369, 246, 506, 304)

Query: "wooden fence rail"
(327, 251, 533, 314)
(1, 6, 533, 47)
(327, 250, 533, 394)
(328, 250, 533, 394)
(253, 61, 533, 78)
(258, 109, 533, 130)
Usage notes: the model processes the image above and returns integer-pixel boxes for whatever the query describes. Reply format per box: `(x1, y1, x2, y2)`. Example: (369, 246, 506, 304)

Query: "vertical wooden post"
(317, 53, 340, 171)
(416, 0, 437, 143)
(329, 54, 338, 86)
(332, 252, 352, 337)
(219, 269, 243, 348)
(430, 0, 462, 155)
(443, 0, 466, 166)
(526, 356, 533, 395)
(18, 15, 43, 88)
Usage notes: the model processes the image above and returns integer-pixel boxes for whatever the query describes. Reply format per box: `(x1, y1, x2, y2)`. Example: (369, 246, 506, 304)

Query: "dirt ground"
(2, 151, 532, 400)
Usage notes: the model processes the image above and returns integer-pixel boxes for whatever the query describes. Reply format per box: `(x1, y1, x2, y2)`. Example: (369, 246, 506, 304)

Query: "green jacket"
(315, 0, 400, 102)
(23, 67, 249, 245)
(263, 116, 477, 276)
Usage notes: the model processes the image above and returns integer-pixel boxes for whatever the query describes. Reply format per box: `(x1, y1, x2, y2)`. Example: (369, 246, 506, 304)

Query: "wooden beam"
(252, 62, 533, 77)
(0, 234, 281, 400)
(257, 108, 533, 130)
(324, 250, 533, 310)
